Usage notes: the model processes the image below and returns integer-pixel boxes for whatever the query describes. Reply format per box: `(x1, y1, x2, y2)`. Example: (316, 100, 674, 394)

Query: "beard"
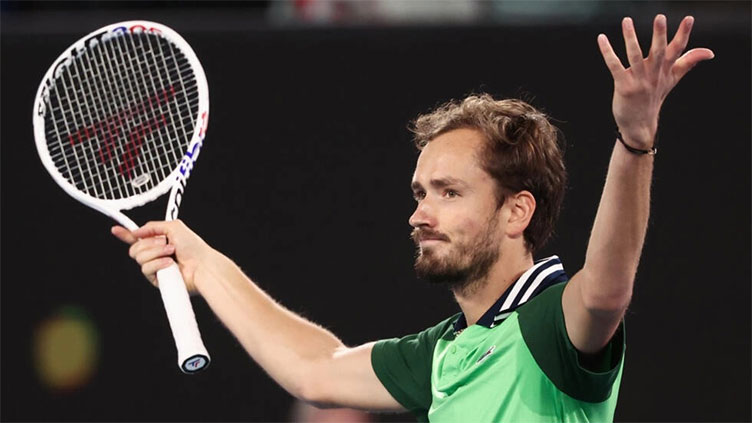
(412, 217, 500, 293)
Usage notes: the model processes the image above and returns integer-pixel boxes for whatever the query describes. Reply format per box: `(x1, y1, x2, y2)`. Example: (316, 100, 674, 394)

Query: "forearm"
(581, 138, 653, 309)
(565, 14, 710, 353)
(193, 250, 345, 399)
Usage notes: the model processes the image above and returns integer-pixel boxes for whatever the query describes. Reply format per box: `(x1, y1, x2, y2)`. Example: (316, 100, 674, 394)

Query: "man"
(113, 15, 712, 422)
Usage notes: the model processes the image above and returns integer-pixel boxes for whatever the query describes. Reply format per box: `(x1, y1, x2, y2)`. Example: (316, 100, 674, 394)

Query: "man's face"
(409, 128, 504, 288)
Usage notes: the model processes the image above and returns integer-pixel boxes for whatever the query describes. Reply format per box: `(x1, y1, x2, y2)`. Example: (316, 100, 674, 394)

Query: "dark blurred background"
(1, 1, 750, 422)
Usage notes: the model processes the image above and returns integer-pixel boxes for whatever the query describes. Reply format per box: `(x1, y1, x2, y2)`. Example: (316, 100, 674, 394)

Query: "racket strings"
(93, 33, 188, 197)
(46, 35, 178, 199)
(65, 33, 183, 199)
(43, 31, 200, 201)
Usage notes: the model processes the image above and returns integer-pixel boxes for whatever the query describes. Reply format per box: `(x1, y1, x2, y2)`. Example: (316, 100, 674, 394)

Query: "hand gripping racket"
(33, 21, 210, 373)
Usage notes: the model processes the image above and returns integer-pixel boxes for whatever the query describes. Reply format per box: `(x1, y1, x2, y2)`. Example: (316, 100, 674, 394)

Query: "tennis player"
(113, 15, 712, 421)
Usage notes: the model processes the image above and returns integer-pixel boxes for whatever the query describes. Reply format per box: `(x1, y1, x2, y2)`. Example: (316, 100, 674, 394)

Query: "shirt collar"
(453, 255, 568, 333)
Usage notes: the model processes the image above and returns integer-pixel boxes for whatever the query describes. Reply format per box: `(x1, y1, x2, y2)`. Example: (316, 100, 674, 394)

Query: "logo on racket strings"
(58, 84, 180, 180)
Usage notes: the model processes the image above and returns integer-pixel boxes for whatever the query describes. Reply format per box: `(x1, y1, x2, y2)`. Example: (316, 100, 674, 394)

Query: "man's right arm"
(112, 220, 403, 411)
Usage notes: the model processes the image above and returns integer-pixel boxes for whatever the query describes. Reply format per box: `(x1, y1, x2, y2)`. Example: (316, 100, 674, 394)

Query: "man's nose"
(409, 200, 436, 228)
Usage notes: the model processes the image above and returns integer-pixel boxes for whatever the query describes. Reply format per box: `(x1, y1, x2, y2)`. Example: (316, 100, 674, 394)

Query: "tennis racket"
(33, 21, 210, 373)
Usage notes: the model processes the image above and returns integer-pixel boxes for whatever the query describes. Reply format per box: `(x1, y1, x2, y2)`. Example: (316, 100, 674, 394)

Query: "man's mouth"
(417, 239, 445, 249)
(411, 229, 450, 244)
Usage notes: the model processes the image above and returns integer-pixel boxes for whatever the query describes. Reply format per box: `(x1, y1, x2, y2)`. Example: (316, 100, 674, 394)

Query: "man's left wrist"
(616, 130, 658, 156)
(616, 124, 657, 149)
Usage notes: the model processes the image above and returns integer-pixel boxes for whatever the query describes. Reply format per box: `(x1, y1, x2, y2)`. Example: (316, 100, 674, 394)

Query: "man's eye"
(413, 191, 426, 201)
(444, 189, 458, 198)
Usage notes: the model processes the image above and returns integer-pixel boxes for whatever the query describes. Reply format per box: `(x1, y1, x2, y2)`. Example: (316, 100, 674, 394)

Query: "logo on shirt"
(476, 345, 496, 364)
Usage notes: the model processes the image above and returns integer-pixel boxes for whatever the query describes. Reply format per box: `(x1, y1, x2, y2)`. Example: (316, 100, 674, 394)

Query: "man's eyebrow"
(411, 177, 468, 191)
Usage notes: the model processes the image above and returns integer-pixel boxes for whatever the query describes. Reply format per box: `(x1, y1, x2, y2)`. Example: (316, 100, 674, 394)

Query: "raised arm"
(562, 15, 714, 353)
(112, 221, 402, 411)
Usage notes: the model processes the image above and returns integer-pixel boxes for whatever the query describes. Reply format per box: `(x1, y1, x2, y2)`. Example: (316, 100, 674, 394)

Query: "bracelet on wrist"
(616, 130, 657, 156)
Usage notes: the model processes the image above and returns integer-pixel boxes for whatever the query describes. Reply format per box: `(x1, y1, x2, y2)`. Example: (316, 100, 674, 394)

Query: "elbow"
(582, 289, 632, 316)
(298, 382, 340, 409)
(297, 379, 323, 405)
(578, 268, 634, 315)
(296, 365, 338, 408)
(293, 343, 351, 408)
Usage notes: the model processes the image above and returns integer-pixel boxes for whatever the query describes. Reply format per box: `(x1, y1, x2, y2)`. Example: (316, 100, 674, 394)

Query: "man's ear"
(505, 190, 536, 239)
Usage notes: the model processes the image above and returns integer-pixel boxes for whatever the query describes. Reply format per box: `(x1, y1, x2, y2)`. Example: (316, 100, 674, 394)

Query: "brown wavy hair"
(410, 94, 567, 252)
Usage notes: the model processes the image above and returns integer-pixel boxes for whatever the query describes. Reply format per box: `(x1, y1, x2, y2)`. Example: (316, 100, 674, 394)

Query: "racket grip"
(156, 263, 210, 373)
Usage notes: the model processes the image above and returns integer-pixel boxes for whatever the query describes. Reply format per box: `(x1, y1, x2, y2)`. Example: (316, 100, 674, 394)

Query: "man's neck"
(453, 251, 534, 327)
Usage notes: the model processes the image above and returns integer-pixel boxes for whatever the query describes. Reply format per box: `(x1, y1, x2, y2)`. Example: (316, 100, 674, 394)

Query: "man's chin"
(414, 256, 462, 285)
(414, 251, 443, 270)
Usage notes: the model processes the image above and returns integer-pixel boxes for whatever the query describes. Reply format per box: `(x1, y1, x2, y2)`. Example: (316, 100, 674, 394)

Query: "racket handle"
(156, 263, 210, 373)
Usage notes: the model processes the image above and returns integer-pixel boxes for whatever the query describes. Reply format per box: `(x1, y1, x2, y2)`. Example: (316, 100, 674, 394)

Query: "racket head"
(32, 21, 209, 222)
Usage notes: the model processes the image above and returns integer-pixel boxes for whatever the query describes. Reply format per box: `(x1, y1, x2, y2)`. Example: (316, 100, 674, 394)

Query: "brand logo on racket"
(185, 357, 207, 370)
(169, 142, 201, 220)
(57, 84, 180, 180)
(168, 110, 207, 220)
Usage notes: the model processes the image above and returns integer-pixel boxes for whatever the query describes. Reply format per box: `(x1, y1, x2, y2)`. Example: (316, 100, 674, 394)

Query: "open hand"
(598, 15, 714, 147)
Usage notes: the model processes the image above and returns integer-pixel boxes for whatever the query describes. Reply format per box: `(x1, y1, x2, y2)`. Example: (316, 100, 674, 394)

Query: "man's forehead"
(412, 128, 487, 182)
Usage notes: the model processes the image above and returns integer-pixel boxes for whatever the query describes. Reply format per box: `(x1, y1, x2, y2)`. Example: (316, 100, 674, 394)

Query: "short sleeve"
(517, 282, 625, 403)
(371, 315, 456, 421)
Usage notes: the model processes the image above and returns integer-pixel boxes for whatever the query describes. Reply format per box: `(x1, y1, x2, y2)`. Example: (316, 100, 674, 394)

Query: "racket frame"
(32, 21, 211, 373)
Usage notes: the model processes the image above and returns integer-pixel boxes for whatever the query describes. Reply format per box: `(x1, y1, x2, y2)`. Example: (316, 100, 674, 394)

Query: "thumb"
(672, 48, 714, 81)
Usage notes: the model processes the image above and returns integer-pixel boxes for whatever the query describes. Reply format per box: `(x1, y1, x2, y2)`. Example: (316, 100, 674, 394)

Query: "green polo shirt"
(371, 256, 625, 422)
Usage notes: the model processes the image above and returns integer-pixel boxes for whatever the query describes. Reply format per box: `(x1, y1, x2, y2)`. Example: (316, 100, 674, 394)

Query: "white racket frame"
(32, 21, 211, 373)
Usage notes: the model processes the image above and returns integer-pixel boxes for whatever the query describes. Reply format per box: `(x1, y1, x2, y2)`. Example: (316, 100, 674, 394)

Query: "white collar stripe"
(453, 255, 567, 332)
(498, 255, 558, 312)
(518, 263, 564, 304)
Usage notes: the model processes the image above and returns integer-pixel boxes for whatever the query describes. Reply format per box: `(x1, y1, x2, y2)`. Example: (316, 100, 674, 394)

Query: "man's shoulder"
(516, 280, 567, 317)
(429, 313, 461, 336)
(411, 312, 460, 344)
(372, 313, 459, 357)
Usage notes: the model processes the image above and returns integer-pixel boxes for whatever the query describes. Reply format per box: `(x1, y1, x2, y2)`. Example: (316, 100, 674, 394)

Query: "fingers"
(648, 14, 667, 66)
(113, 220, 187, 288)
(129, 236, 171, 262)
(666, 16, 694, 62)
(114, 220, 184, 243)
(112, 221, 174, 244)
(597, 33, 625, 78)
(622, 17, 645, 73)
(128, 238, 175, 286)
(141, 257, 175, 285)
(111, 225, 137, 245)
(132, 221, 173, 239)
(672, 48, 715, 80)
